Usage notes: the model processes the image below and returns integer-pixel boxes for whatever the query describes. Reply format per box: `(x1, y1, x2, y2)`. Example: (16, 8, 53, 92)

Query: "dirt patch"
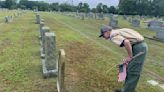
(65, 41, 92, 64)
(64, 41, 93, 92)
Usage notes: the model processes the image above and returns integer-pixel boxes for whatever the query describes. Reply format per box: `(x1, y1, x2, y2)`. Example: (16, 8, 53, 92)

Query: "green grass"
(0, 11, 57, 92)
(0, 11, 163, 92)
(42, 12, 163, 92)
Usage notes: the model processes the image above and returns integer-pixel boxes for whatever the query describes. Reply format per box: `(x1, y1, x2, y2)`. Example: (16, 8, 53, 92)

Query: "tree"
(91, 8, 97, 13)
(96, 3, 103, 13)
(50, 3, 59, 11)
(102, 5, 108, 13)
(0, 1, 6, 8)
(118, 0, 164, 16)
(77, 2, 90, 13)
(60, 3, 74, 12)
(5, 0, 17, 9)
(108, 6, 116, 14)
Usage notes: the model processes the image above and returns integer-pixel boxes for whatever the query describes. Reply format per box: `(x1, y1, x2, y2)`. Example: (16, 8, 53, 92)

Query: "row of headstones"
(4, 11, 26, 23)
(62, 12, 163, 31)
(109, 14, 118, 28)
(77, 12, 105, 20)
(61, 12, 163, 40)
(35, 12, 65, 92)
(61, 12, 119, 28)
(123, 15, 164, 30)
(110, 14, 147, 28)
(123, 15, 164, 40)
(123, 15, 141, 27)
(61, 12, 105, 20)
(36, 13, 58, 77)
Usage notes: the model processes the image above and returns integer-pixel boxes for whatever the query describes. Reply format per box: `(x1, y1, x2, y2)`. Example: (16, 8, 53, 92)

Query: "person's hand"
(123, 56, 132, 65)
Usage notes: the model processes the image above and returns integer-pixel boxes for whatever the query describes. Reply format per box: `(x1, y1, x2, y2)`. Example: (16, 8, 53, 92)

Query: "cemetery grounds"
(0, 10, 163, 92)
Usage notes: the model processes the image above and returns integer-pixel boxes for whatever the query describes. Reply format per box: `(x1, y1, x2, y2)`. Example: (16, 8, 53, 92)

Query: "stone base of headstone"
(42, 59, 58, 78)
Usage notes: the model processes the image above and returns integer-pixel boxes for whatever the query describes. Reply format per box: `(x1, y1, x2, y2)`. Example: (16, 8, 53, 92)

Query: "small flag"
(118, 63, 127, 82)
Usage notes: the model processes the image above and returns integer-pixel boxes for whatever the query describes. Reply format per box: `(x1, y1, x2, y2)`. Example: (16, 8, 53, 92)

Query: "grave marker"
(131, 19, 140, 27)
(42, 32, 58, 78)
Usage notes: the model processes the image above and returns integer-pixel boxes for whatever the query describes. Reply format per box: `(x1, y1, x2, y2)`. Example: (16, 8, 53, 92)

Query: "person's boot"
(115, 89, 121, 92)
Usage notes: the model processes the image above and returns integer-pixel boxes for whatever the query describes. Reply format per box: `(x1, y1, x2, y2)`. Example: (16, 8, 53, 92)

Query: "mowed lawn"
(0, 11, 57, 92)
(0, 11, 163, 92)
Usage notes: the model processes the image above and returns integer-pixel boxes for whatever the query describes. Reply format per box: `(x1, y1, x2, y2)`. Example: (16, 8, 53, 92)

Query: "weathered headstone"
(44, 32, 57, 70)
(4, 16, 9, 23)
(40, 27, 50, 58)
(39, 22, 45, 39)
(76, 10, 79, 16)
(36, 13, 41, 24)
(94, 13, 97, 19)
(80, 13, 85, 20)
(109, 14, 114, 20)
(41, 32, 58, 78)
(123, 15, 128, 20)
(4, 16, 12, 23)
(98, 13, 104, 20)
(148, 21, 164, 31)
(156, 31, 164, 40)
(57, 49, 65, 92)
(128, 18, 132, 23)
(131, 19, 140, 27)
(109, 19, 118, 28)
(89, 13, 94, 19)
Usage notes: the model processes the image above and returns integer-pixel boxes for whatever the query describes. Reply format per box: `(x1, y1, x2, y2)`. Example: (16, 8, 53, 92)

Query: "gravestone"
(123, 15, 128, 20)
(94, 13, 97, 19)
(131, 19, 140, 27)
(5, 16, 12, 23)
(109, 14, 118, 28)
(148, 21, 164, 31)
(89, 13, 94, 19)
(42, 32, 58, 78)
(36, 13, 41, 24)
(5, 16, 9, 23)
(39, 22, 45, 39)
(128, 18, 132, 23)
(98, 13, 104, 20)
(57, 49, 65, 92)
(44, 32, 57, 70)
(109, 14, 114, 20)
(80, 13, 85, 20)
(40, 27, 50, 58)
(76, 10, 79, 16)
(156, 31, 164, 40)
(109, 19, 118, 28)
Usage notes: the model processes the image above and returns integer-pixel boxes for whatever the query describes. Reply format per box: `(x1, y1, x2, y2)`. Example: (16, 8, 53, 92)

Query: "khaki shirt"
(110, 28, 144, 47)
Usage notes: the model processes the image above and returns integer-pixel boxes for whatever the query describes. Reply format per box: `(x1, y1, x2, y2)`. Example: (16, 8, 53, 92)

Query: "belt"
(132, 41, 144, 47)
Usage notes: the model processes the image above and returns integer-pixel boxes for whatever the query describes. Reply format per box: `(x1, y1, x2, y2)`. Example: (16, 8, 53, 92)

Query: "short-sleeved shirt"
(109, 28, 144, 47)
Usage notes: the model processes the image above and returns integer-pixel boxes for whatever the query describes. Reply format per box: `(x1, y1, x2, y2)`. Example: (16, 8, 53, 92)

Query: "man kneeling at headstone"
(99, 26, 148, 92)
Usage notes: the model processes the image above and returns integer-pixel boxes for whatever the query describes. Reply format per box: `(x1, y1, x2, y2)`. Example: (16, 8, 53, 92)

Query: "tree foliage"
(0, 0, 163, 16)
(119, 0, 164, 16)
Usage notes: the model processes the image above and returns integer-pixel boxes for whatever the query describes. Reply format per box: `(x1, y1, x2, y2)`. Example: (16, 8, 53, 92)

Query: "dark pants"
(122, 42, 148, 92)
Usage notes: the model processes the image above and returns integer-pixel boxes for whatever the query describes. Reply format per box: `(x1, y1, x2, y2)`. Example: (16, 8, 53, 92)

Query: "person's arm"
(123, 39, 133, 63)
